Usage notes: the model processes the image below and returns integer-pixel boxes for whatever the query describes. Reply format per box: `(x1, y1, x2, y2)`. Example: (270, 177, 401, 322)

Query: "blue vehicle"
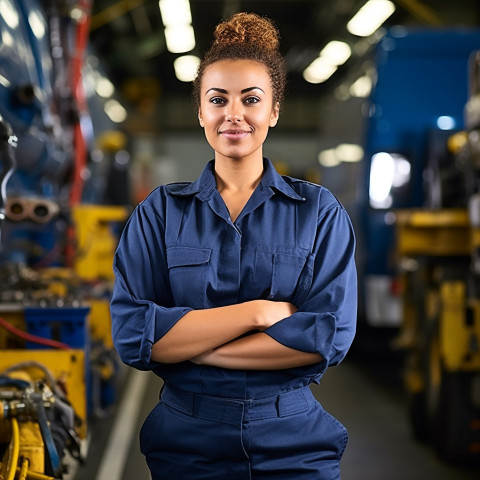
(357, 27, 480, 329)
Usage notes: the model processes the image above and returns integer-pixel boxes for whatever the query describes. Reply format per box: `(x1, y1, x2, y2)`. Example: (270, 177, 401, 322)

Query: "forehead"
(201, 59, 272, 92)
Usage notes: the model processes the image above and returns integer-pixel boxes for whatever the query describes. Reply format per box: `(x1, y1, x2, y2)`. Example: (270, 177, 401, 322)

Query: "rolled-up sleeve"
(264, 205, 357, 368)
(110, 196, 192, 370)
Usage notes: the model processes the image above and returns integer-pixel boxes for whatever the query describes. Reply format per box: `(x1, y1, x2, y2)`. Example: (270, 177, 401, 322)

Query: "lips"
(220, 129, 250, 141)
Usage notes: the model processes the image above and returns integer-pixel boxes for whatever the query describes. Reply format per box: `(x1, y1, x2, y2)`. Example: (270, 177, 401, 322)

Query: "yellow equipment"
(393, 51, 480, 462)
(0, 350, 86, 479)
(72, 205, 129, 281)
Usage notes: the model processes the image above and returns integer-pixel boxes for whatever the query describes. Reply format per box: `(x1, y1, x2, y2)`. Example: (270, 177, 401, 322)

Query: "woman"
(111, 12, 357, 480)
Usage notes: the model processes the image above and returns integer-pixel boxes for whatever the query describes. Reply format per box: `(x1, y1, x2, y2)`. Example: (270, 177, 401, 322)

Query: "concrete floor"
(71, 348, 480, 480)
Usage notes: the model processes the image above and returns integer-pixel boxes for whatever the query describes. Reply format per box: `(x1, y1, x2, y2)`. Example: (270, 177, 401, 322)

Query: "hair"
(192, 12, 287, 108)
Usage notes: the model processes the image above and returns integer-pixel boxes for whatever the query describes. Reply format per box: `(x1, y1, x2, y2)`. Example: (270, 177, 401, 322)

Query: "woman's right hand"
(252, 300, 297, 330)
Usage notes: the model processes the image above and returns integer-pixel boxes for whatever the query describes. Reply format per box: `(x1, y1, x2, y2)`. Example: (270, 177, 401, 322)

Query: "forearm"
(151, 302, 256, 363)
(151, 300, 296, 364)
(193, 332, 322, 370)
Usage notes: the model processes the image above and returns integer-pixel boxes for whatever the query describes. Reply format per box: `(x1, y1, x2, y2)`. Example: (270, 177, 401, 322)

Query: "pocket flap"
(167, 246, 212, 268)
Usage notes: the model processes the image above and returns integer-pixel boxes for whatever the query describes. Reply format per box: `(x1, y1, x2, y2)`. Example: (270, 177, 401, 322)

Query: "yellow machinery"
(0, 350, 86, 479)
(0, 204, 128, 478)
(72, 205, 129, 282)
(394, 51, 480, 461)
(395, 209, 480, 460)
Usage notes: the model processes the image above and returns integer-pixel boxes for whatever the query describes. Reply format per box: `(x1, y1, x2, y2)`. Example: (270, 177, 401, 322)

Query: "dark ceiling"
(88, 0, 480, 103)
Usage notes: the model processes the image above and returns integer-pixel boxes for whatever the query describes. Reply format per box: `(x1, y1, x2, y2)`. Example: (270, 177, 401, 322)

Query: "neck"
(214, 156, 264, 192)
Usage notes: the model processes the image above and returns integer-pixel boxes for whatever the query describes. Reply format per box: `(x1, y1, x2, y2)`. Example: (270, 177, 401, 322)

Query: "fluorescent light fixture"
(320, 41, 351, 66)
(347, 0, 396, 37)
(104, 99, 127, 123)
(1, 30, 13, 47)
(159, 0, 192, 27)
(164, 24, 195, 53)
(436, 116, 456, 130)
(95, 76, 115, 98)
(28, 11, 45, 39)
(0, 74, 11, 88)
(303, 58, 337, 84)
(335, 143, 364, 162)
(304, 40, 350, 84)
(318, 149, 341, 167)
(174, 55, 200, 82)
(350, 75, 372, 97)
(0, 0, 19, 28)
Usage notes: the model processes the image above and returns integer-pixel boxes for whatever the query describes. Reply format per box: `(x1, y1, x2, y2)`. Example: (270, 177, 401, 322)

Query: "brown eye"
(210, 97, 226, 105)
(244, 96, 260, 104)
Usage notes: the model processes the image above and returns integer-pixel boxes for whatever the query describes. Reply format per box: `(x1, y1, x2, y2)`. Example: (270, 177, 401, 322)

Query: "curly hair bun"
(213, 12, 280, 51)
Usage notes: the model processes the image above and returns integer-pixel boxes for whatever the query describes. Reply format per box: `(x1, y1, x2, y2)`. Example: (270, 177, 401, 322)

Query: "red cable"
(0, 316, 70, 350)
(67, 1, 92, 266)
(69, 1, 92, 206)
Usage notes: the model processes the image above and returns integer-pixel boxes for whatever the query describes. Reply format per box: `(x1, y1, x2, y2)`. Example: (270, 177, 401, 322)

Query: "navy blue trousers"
(140, 385, 348, 479)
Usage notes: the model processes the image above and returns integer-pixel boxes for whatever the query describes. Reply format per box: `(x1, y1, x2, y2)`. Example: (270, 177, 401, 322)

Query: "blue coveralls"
(111, 159, 357, 479)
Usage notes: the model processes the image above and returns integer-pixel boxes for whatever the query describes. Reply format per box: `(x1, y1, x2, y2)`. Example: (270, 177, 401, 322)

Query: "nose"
(225, 101, 243, 122)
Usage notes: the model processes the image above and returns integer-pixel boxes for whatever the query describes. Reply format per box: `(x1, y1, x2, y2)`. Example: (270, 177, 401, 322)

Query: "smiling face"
(198, 59, 280, 164)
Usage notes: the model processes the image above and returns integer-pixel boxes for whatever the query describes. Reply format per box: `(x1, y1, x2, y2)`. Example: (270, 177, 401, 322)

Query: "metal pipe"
(5, 197, 29, 222)
(27, 198, 59, 224)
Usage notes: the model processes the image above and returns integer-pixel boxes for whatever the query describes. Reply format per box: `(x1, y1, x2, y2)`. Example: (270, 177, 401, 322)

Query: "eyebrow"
(205, 86, 265, 95)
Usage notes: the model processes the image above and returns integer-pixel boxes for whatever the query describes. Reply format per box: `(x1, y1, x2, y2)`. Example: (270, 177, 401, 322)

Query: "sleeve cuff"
(263, 311, 336, 362)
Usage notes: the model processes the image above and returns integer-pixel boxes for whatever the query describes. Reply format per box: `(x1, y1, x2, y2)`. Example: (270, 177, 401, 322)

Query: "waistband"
(160, 384, 314, 426)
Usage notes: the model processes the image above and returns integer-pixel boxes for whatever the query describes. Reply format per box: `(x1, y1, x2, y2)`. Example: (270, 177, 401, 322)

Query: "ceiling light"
(28, 11, 45, 39)
(0, 75, 11, 88)
(104, 99, 127, 123)
(164, 24, 195, 53)
(303, 58, 337, 84)
(174, 55, 200, 82)
(95, 77, 115, 98)
(318, 149, 340, 167)
(158, 0, 192, 27)
(335, 144, 364, 162)
(320, 41, 351, 66)
(347, 0, 396, 37)
(349, 75, 372, 97)
(0, 0, 19, 28)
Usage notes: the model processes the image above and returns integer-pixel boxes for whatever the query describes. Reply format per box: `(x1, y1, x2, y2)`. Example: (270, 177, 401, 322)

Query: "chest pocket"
(255, 245, 314, 306)
(166, 245, 212, 308)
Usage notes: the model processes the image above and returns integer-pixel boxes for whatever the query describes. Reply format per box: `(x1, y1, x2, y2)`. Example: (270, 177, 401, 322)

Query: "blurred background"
(1, 0, 480, 479)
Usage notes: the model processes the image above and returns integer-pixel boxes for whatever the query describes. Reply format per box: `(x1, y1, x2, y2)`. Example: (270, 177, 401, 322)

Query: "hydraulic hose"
(18, 457, 29, 480)
(0, 316, 70, 350)
(5, 417, 20, 480)
(0, 116, 18, 246)
(15, 466, 57, 480)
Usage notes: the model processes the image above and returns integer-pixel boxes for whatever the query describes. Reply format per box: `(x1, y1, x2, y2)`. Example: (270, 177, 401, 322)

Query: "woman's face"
(198, 59, 279, 163)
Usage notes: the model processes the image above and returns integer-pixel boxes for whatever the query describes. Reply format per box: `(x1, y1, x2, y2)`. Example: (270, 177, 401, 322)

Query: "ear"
(269, 102, 280, 127)
(198, 110, 204, 127)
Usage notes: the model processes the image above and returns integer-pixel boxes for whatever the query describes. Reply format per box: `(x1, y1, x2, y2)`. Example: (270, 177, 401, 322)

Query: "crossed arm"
(150, 300, 322, 370)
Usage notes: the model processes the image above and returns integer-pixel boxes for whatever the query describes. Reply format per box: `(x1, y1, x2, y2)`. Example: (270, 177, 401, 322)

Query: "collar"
(171, 158, 305, 202)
